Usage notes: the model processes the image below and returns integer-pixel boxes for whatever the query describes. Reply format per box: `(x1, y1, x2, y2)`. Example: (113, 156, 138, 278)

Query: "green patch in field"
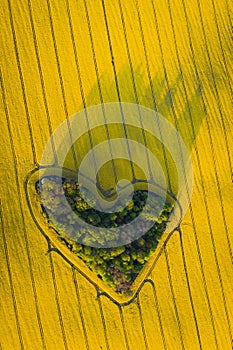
(36, 176, 174, 293)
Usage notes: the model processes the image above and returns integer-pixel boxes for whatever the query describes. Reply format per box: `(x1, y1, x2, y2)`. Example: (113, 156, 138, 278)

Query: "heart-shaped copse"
(36, 175, 174, 293)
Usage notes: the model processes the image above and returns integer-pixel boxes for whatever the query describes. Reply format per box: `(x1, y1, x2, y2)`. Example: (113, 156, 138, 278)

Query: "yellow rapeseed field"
(0, 0, 232, 349)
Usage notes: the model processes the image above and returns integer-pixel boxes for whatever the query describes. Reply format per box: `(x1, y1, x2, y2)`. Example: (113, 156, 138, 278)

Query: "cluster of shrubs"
(37, 176, 173, 293)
